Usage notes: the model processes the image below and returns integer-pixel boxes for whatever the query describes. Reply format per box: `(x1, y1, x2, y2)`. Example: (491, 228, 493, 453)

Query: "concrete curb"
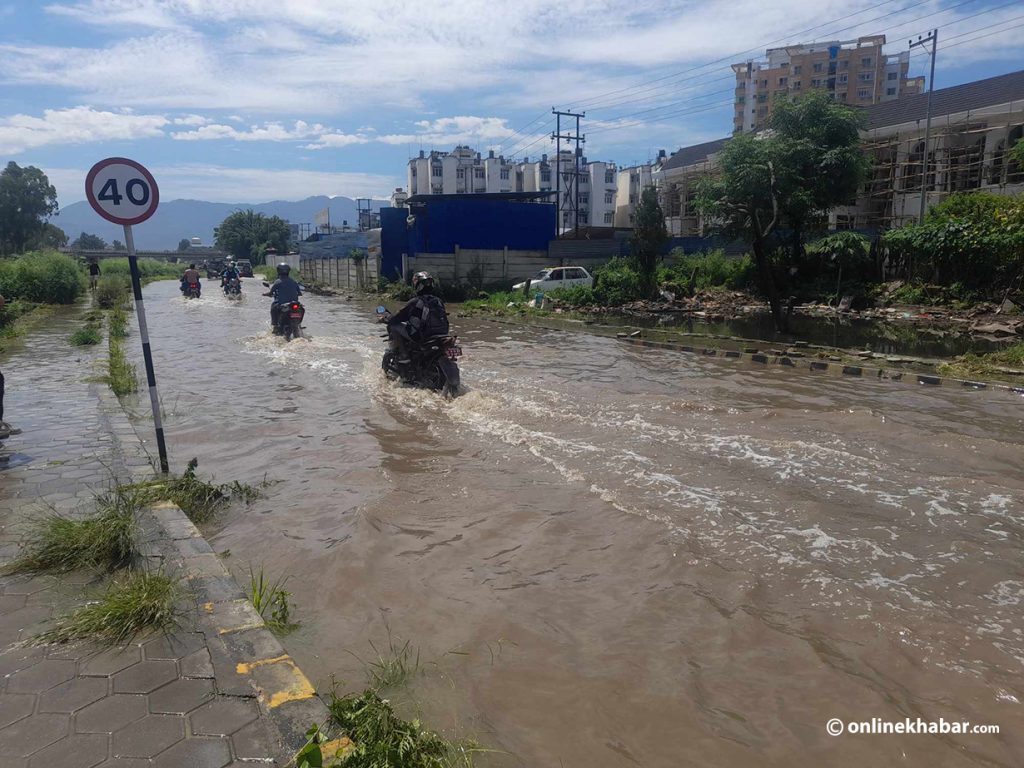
(479, 316, 1024, 398)
(95, 385, 332, 761)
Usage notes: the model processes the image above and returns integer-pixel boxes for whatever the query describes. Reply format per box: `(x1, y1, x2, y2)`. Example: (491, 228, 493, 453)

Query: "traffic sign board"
(85, 157, 159, 225)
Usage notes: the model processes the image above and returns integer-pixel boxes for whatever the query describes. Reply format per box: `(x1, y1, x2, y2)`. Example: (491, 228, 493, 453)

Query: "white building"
(614, 151, 668, 227)
(406, 146, 618, 231)
(390, 188, 409, 208)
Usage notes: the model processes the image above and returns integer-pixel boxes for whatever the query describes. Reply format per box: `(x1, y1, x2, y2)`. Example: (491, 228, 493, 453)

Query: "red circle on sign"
(85, 157, 160, 226)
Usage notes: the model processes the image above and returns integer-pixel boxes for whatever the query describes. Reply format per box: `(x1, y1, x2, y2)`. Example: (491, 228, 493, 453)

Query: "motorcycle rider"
(387, 271, 449, 363)
(263, 263, 302, 334)
(221, 261, 241, 293)
(180, 263, 201, 296)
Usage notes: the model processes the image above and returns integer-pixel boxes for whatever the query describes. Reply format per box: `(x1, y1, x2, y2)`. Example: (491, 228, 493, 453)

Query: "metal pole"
(913, 30, 937, 225)
(122, 224, 169, 474)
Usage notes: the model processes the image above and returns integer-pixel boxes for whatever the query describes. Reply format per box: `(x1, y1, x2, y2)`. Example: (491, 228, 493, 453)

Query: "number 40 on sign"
(85, 157, 159, 226)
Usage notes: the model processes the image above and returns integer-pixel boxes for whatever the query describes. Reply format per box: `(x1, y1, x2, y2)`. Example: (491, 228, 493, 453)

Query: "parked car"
(235, 260, 254, 277)
(512, 266, 593, 293)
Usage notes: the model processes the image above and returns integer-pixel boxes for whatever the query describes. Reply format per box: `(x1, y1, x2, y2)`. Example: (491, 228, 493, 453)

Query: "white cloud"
(0, 106, 167, 154)
(42, 163, 401, 205)
(171, 120, 329, 142)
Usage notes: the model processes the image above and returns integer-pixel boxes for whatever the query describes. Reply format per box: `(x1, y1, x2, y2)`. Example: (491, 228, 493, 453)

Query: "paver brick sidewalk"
(0, 314, 327, 767)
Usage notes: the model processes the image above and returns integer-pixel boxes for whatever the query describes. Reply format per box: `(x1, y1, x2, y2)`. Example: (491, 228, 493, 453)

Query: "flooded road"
(130, 279, 1024, 767)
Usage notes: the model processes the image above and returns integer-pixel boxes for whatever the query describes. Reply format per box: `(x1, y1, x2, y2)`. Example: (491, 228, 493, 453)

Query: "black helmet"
(277, 263, 291, 277)
(412, 271, 434, 295)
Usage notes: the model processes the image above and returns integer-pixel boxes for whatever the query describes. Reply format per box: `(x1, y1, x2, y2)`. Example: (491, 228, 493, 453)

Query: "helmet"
(412, 271, 434, 295)
(277, 263, 291, 277)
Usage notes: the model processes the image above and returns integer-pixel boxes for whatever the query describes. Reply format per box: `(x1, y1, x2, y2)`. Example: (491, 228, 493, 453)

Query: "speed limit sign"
(85, 157, 159, 225)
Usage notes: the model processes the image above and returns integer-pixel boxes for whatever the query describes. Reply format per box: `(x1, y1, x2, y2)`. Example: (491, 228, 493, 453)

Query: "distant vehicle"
(513, 266, 593, 293)
(235, 260, 254, 277)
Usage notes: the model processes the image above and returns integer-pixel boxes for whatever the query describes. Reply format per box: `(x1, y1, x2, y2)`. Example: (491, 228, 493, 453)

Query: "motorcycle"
(376, 306, 461, 399)
(263, 281, 305, 341)
(183, 281, 201, 299)
(223, 277, 242, 299)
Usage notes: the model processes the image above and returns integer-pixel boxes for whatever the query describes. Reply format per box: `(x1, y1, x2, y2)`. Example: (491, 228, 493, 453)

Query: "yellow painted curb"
(236, 654, 317, 708)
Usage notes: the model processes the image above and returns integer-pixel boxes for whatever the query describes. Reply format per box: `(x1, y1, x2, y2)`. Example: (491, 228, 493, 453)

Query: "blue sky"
(0, 0, 1020, 209)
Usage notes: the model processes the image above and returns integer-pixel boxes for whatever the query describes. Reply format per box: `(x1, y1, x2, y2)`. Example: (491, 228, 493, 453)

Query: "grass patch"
(4, 487, 139, 575)
(107, 337, 138, 396)
(108, 306, 129, 338)
(127, 458, 264, 524)
(35, 570, 182, 646)
(248, 566, 298, 635)
(98, 258, 182, 282)
(362, 635, 420, 692)
(69, 324, 101, 346)
(95, 275, 133, 309)
(937, 341, 1024, 379)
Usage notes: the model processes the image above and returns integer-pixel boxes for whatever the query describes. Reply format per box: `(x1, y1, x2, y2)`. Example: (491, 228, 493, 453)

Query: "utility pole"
(910, 29, 938, 225)
(552, 109, 585, 237)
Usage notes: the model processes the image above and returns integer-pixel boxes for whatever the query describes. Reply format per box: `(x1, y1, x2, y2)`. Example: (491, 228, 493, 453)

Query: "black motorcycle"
(263, 281, 305, 340)
(376, 306, 461, 399)
(223, 277, 242, 299)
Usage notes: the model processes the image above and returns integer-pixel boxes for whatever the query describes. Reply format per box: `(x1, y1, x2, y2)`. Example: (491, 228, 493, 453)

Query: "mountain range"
(53, 195, 384, 251)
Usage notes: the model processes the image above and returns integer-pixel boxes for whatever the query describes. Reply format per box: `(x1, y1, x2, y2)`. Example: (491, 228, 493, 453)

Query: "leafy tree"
(177, 238, 191, 252)
(697, 92, 867, 330)
(71, 232, 108, 250)
(111, 239, 126, 251)
(1010, 137, 1024, 168)
(0, 162, 59, 256)
(631, 187, 668, 297)
(31, 223, 68, 250)
(215, 210, 290, 262)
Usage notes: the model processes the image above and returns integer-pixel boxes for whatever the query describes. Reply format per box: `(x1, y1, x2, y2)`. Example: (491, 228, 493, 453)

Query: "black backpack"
(410, 294, 449, 338)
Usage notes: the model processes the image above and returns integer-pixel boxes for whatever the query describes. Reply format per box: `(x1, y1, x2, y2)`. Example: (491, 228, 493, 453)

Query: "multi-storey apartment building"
(733, 35, 924, 133)
(407, 147, 618, 231)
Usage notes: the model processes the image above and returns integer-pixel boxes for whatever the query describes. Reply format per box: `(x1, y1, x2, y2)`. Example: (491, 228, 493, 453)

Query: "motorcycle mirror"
(375, 306, 387, 314)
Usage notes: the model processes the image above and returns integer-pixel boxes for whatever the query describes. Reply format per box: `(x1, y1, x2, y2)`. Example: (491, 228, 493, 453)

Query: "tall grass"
(4, 487, 140, 574)
(0, 250, 86, 305)
(938, 341, 1024, 379)
(127, 458, 264, 524)
(98, 258, 182, 281)
(69, 324, 101, 346)
(247, 566, 298, 634)
(96, 275, 133, 309)
(35, 570, 182, 646)
(107, 337, 138, 396)
(108, 306, 129, 338)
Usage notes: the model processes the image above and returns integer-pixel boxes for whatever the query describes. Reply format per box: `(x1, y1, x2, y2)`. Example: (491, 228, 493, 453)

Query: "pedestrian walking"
(88, 259, 100, 290)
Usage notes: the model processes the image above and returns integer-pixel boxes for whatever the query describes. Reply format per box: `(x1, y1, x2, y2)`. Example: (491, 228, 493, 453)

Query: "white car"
(513, 266, 594, 293)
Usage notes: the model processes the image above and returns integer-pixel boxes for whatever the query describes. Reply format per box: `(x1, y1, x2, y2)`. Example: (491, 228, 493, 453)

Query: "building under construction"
(652, 69, 1024, 236)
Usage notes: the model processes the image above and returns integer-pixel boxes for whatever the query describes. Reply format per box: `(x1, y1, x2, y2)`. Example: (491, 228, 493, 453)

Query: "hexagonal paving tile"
(1, 575, 54, 595)
(74, 694, 148, 734)
(80, 646, 142, 678)
(0, 692, 36, 729)
(189, 696, 259, 737)
(27, 732, 108, 768)
(112, 660, 177, 694)
(179, 648, 214, 679)
(39, 676, 109, 713)
(6, 659, 77, 694)
(0, 594, 27, 614)
(0, 645, 47, 677)
(93, 760, 153, 768)
(111, 714, 184, 758)
(142, 633, 205, 661)
(230, 718, 278, 762)
(0, 713, 69, 757)
(153, 737, 231, 768)
(148, 678, 213, 715)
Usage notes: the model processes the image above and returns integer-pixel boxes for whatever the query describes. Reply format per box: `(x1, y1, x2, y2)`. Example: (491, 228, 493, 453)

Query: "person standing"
(88, 259, 100, 290)
(0, 294, 20, 439)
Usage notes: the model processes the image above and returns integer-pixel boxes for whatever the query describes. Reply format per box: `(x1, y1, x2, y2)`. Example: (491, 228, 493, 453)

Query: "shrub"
(95, 275, 132, 308)
(592, 258, 644, 305)
(0, 250, 86, 304)
(69, 325, 101, 346)
(548, 285, 596, 306)
(107, 338, 138, 396)
(662, 249, 755, 292)
(98, 258, 181, 281)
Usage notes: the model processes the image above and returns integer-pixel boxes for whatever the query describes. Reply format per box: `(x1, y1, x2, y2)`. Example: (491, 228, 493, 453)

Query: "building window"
(861, 57, 873, 67)
(580, 193, 589, 205)
(887, 87, 896, 96)
(792, 80, 801, 90)
(579, 212, 589, 224)
(540, 170, 550, 182)
(857, 88, 870, 99)
(839, 92, 848, 102)
(456, 168, 464, 179)
(629, 193, 636, 204)
(758, 93, 768, 103)
(500, 168, 509, 180)
(778, 76, 787, 86)
(813, 62, 823, 73)
(410, 168, 417, 177)
(475, 168, 485, 178)
(605, 170, 615, 184)
(888, 71, 898, 81)
(604, 212, 613, 224)
(793, 65, 802, 74)
(737, 81, 746, 90)
(761, 79, 768, 87)
(737, 96, 745, 104)
(839, 60, 849, 70)
(811, 78, 822, 88)
(758, 106, 768, 116)
(431, 165, 442, 177)
(604, 191, 613, 204)
(838, 73, 848, 84)
(858, 72, 873, 82)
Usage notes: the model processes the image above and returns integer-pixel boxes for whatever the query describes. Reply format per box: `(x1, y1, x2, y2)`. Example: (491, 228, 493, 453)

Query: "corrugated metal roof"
(864, 69, 1024, 130)
(659, 137, 730, 171)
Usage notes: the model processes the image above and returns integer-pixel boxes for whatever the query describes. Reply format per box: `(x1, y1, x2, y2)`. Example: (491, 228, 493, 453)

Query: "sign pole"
(122, 224, 169, 474)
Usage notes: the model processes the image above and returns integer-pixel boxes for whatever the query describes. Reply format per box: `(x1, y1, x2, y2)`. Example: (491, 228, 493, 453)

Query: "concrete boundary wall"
(299, 256, 379, 291)
(412, 248, 549, 286)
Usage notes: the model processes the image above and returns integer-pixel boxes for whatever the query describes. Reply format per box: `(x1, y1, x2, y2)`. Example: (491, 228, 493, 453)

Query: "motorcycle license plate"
(289, 312, 302, 318)
(446, 346, 462, 359)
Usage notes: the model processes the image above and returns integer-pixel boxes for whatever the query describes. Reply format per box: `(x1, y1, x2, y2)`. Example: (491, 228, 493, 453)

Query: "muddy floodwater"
(129, 279, 1024, 767)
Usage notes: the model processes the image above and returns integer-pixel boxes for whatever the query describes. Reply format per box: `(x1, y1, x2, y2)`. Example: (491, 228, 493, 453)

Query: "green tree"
(111, 239, 126, 251)
(30, 222, 68, 250)
(1010, 137, 1024, 168)
(631, 187, 668, 297)
(177, 238, 191, 252)
(214, 210, 290, 261)
(71, 232, 107, 250)
(0, 162, 59, 256)
(696, 92, 866, 330)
